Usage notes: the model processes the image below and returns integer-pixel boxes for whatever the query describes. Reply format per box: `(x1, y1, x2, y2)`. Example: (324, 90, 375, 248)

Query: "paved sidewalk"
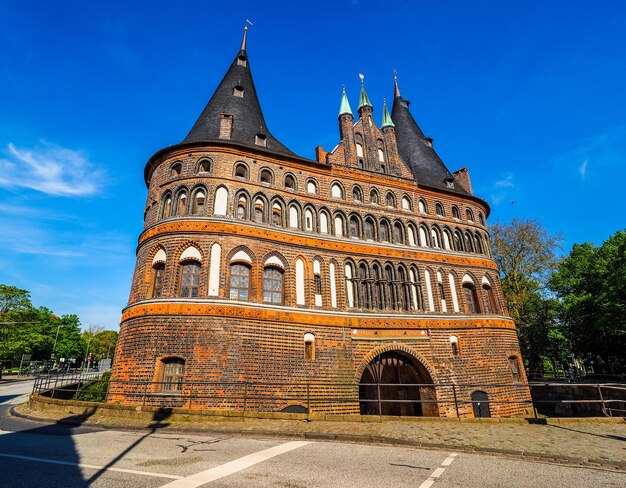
(13, 402, 626, 470)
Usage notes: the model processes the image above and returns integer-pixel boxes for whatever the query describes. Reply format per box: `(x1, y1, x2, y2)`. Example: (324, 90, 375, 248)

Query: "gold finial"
(358, 73, 365, 84)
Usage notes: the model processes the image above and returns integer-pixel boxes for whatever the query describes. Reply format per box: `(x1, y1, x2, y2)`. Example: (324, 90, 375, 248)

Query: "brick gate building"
(111, 29, 531, 417)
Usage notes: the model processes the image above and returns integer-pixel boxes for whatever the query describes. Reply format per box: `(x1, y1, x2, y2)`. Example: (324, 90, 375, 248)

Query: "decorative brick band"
(121, 300, 517, 330)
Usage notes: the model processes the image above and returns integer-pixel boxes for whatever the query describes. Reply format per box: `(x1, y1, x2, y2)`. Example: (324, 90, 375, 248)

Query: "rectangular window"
(219, 114, 233, 139)
(263, 268, 283, 304)
(162, 360, 184, 392)
(304, 342, 315, 361)
(230, 264, 250, 300)
(180, 262, 200, 298)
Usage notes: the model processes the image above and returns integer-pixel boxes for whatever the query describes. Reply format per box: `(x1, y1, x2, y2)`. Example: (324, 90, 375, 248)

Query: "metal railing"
(31, 376, 626, 418)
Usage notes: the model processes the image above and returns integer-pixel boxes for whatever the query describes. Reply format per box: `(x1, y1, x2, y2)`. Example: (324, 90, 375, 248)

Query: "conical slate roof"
(391, 82, 467, 194)
(182, 31, 299, 159)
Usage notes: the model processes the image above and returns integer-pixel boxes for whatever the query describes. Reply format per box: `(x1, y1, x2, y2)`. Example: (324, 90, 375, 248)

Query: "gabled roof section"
(391, 80, 468, 195)
(182, 28, 299, 159)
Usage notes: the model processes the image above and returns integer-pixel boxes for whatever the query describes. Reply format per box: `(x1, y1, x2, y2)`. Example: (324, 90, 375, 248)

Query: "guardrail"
(31, 376, 626, 418)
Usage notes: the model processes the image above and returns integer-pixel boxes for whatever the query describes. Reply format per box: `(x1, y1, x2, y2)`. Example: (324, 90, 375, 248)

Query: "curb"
(10, 406, 626, 472)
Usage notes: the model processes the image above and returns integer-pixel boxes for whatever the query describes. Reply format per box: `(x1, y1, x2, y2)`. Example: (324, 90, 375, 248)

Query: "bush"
(74, 372, 110, 402)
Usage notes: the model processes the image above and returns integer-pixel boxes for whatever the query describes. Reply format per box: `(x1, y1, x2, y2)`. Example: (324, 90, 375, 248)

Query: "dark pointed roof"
(391, 82, 468, 195)
(181, 30, 299, 159)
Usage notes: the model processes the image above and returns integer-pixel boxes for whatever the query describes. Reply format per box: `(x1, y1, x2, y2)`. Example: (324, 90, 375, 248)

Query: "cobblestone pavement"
(13, 403, 626, 469)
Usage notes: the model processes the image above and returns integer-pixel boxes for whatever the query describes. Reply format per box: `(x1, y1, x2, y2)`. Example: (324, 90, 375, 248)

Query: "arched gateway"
(359, 350, 438, 417)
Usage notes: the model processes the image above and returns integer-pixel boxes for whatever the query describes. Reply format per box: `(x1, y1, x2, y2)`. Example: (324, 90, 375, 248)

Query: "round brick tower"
(111, 29, 531, 418)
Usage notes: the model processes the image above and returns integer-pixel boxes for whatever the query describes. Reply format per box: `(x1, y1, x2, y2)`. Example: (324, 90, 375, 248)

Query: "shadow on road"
(0, 406, 173, 487)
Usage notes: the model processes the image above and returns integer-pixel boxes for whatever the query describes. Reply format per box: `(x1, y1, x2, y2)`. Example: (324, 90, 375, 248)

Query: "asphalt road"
(0, 381, 623, 487)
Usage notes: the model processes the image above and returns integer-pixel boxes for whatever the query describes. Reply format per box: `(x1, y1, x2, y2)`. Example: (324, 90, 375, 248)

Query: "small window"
(314, 273, 322, 295)
(479, 212, 485, 226)
(378, 148, 385, 162)
(255, 134, 266, 147)
(435, 202, 445, 216)
(305, 208, 314, 231)
(466, 209, 474, 222)
(254, 198, 265, 223)
(197, 159, 211, 173)
(284, 174, 297, 190)
(263, 267, 284, 304)
(304, 333, 315, 361)
(418, 199, 428, 214)
(161, 358, 184, 392)
(385, 192, 396, 207)
(331, 183, 344, 199)
(452, 206, 461, 219)
(352, 186, 363, 202)
(191, 190, 205, 215)
(152, 263, 165, 298)
(230, 263, 251, 300)
(236, 195, 248, 220)
(170, 162, 182, 177)
(450, 336, 459, 355)
(180, 261, 200, 298)
(370, 189, 380, 205)
(233, 85, 244, 97)
(380, 221, 390, 242)
(234, 163, 249, 179)
(349, 216, 360, 238)
(356, 143, 364, 158)
(219, 114, 233, 139)
(483, 283, 498, 314)
(401, 196, 411, 210)
(161, 195, 172, 218)
(260, 168, 273, 184)
(364, 219, 375, 240)
(463, 283, 480, 314)
(306, 180, 318, 194)
(508, 356, 521, 382)
(237, 55, 247, 67)
(272, 203, 283, 226)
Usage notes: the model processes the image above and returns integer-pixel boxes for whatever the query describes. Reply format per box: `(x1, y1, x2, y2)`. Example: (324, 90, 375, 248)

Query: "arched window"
(263, 267, 284, 304)
(435, 202, 445, 216)
(329, 261, 338, 308)
(180, 261, 200, 298)
(424, 269, 435, 312)
(334, 214, 344, 237)
(352, 186, 363, 202)
(313, 260, 322, 307)
(418, 226, 429, 247)
(295, 258, 306, 305)
(385, 192, 396, 207)
(369, 189, 380, 205)
(452, 206, 461, 219)
(260, 168, 273, 184)
(236, 194, 248, 220)
(272, 202, 283, 226)
(483, 280, 499, 314)
(152, 262, 165, 298)
(431, 227, 441, 249)
(380, 220, 390, 242)
(378, 148, 385, 162)
(208, 243, 221, 296)
(197, 159, 211, 173)
(254, 198, 266, 223)
(437, 271, 446, 312)
(401, 196, 412, 210)
(393, 222, 404, 244)
(364, 217, 375, 241)
(385, 265, 397, 310)
(410, 267, 423, 311)
(373, 263, 385, 309)
(449, 273, 460, 312)
(478, 212, 485, 226)
(234, 162, 249, 179)
(304, 333, 315, 360)
(453, 230, 464, 251)
(191, 189, 205, 215)
(356, 143, 364, 158)
(466, 208, 474, 222)
(307, 179, 318, 194)
(349, 215, 360, 239)
(213, 187, 228, 216)
(284, 174, 297, 190)
(418, 199, 428, 214)
(443, 229, 452, 250)
(175, 190, 188, 216)
(229, 263, 250, 300)
(465, 232, 475, 253)
(407, 225, 417, 246)
(450, 336, 460, 355)
(331, 183, 344, 199)
(160, 357, 184, 392)
(304, 208, 314, 231)
(161, 194, 172, 218)
(319, 211, 329, 234)
(289, 205, 299, 228)
(474, 234, 484, 254)
(170, 162, 182, 177)
(463, 282, 480, 314)
(344, 262, 355, 308)
(399, 267, 411, 311)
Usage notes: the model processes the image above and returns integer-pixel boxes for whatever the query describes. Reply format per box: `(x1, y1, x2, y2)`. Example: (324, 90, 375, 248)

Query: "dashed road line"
(419, 453, 458, 488)
(160, 440, 310, 487)
(0, 452, 183, 480)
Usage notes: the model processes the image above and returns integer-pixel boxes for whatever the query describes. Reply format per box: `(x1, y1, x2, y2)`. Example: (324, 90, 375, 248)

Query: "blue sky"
(1, 0, 625, 329)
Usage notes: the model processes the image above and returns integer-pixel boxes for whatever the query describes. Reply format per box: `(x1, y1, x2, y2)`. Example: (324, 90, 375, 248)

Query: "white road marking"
(0, 452, 183, 480)
(418, 452, 459, 488)
(160, 440, 310, 487)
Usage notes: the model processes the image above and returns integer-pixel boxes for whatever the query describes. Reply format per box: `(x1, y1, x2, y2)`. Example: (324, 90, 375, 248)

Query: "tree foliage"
(549, 231, 626, 373)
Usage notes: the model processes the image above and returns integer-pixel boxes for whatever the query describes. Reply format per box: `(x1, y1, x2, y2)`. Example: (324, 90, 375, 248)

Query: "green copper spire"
(338, 86, 353, 117)
(381, 99, 395, 128)
(357, 74, 373, 111)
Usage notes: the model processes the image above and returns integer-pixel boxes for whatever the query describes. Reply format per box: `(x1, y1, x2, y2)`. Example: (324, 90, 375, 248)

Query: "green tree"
(490, 219, 566, 373)
(0, 285, 31, 313)
(549, 230, 626, 373)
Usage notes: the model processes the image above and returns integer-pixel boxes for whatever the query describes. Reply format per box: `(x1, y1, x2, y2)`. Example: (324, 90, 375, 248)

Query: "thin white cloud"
(490, 173, 516, 206)
(579, 158, 588, 180)
(494, 173, 515, 188)
(0, 142, 105, 196)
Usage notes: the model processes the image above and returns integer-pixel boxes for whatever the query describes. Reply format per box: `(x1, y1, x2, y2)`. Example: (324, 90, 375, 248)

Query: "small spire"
(357, 74, 373, 111)
(338, 86, 353, 117)
(240, 26, 248, 52)
(381, 99, 395, 128)
(394, 69, 401, 98)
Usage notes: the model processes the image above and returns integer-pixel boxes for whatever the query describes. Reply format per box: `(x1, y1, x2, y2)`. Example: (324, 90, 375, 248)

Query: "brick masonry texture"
(112, 60, 531, 417)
